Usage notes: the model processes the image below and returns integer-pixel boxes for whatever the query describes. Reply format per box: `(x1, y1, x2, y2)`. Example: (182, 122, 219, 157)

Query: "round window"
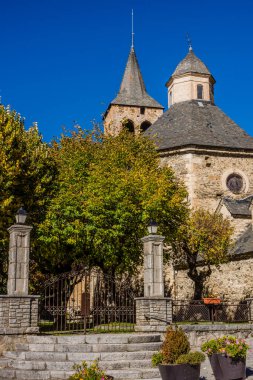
(226, 173, 244, 194)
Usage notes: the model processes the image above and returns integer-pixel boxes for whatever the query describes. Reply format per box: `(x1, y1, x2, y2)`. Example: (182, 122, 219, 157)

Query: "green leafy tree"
(170, 209, 233, 300)
(38, 128, 188, 276)
(0, 105, 57, 292)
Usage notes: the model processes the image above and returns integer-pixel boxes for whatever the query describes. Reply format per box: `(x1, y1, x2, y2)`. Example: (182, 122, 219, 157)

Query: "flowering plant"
(202, 287, 219, 298)
(201, 336, 249, 360)
(68, 360, 113, 380)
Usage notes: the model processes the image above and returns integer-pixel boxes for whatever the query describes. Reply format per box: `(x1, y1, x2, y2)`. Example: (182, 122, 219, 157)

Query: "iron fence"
(39, 268, 142, 333)
(172, 299, 251, 323)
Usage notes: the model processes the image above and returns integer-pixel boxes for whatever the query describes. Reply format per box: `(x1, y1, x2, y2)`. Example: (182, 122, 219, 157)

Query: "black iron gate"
(39, 268, 141, 333)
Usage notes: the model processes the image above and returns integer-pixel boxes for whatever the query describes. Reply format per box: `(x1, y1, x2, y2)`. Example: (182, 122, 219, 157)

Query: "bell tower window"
(123, 119, 135, 133)
(140, 107, 145, 115)
(169, 91, 173, 106)
(197, 84, 203, 100)
(140, 121, 151, 133)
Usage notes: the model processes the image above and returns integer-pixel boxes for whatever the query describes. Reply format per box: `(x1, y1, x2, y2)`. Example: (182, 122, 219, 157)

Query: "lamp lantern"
(15, 207, 28, 224)
(147, 219, 158, 235)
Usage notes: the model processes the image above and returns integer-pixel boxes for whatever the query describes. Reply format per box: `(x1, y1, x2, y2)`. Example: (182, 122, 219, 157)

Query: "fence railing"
(172, 299, 251, 323)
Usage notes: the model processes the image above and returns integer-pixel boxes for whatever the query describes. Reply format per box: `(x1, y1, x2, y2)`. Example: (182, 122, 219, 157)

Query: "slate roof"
(110, 48, 163, 109)
(222, 196, 253, 218)
(232, 225, 253, 256)
(172, 49, 211, 77)
(144, 100, 253, 151)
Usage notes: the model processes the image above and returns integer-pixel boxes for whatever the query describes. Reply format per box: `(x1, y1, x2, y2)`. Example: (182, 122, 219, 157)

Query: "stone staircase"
(0, 333, 162, 380)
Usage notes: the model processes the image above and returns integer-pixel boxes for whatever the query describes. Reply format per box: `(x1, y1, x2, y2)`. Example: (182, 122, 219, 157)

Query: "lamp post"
(7, 207, 32, 296)
(142, 220, 165, 298)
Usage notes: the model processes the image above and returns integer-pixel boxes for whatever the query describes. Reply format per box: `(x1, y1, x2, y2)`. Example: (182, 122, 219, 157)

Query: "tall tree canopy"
(38, 128, 188, 275)
(170, 209, 233, 300)
(0, 105, 57, 292)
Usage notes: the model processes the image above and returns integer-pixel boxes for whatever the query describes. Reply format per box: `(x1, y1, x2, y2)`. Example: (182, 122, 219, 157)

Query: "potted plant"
(201, 335, 249, 380)
(68, 360, 113, 380)
(202, 289, 221, 304)
(152, 326, 205, 380)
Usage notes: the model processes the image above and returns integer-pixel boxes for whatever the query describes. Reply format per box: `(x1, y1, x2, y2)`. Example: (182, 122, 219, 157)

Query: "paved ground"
(200, 359, 253, 379)
(199, 338, 253, 379)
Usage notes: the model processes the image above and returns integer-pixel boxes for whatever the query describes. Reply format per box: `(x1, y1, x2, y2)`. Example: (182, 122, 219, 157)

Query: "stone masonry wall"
(166, 256, 253, 301)
(135, 297, 172, 332)
(167, 74, 212, 107)
(160, 150, 253, 237)
(0, 295, 39, 334)
(104, 105, 163, 136)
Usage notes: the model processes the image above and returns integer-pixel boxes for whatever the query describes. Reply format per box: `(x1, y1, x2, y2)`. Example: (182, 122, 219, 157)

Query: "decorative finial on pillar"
(186, 33, 193, 51)
(131, 9, 134, 49)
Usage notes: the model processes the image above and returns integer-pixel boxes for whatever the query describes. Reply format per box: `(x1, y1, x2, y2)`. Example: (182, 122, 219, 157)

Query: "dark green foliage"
(0, 105, 57, 292)
(175, 351, 205, 365)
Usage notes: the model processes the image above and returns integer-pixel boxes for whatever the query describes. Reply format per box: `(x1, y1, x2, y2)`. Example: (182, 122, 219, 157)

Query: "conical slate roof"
(111, 48, 163, 109)
(172, 49, 211, 77)
(144, 100, 253, 151)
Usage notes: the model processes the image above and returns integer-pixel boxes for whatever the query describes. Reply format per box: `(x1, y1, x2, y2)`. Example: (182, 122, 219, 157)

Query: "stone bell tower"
(103, 46, 163, 136)
(166, 46, 216, 107)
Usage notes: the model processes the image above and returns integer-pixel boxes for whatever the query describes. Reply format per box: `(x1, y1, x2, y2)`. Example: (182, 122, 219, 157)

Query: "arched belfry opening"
(140, 121, 151, 133)
(123, 119, 135, 133)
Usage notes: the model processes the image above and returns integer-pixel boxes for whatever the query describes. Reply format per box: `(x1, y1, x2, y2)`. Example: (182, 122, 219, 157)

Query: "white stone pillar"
(7, 224, 33, 296)
(141, 234, 165, 297)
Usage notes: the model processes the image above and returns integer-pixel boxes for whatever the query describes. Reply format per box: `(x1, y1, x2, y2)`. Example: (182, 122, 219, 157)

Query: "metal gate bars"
(39, 268, 139, 333)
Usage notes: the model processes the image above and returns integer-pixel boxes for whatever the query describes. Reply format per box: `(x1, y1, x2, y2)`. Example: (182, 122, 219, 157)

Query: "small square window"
(140, 107, 145, 115)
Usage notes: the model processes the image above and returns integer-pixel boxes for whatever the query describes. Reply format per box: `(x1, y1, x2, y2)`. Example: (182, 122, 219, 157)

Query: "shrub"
(175, 351, 205, 365)
(201, 336, 249, 360)
(161, 326, 190, 364)
(151, 352, 164, 367)
(152, 326, 190, 366)
(68, 360, 112, 380)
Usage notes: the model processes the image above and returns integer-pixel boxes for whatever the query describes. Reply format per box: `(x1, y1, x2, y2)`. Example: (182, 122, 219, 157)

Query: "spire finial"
(131, 9, 134, 48)
(186, 33, 193, 51)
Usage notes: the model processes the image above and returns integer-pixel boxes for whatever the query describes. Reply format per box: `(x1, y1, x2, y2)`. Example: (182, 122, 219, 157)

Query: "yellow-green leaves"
(38, 129, 188, 275)
(171, 209, 233, 299)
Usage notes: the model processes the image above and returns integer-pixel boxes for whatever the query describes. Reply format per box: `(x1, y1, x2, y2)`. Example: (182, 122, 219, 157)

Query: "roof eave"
(156, 143, 253, 154)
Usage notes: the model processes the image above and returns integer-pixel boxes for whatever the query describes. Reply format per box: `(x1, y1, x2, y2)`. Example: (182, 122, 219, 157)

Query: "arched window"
(197, 84, 203, 99)
(140, 121, 151, 133)
(122, 119, 134, 133)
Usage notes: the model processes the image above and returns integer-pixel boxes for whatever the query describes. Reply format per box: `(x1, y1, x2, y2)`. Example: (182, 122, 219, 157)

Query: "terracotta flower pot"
(203, 297, 221, 305)
(158, 363, 200, 380)
(209, 353, 246, 380)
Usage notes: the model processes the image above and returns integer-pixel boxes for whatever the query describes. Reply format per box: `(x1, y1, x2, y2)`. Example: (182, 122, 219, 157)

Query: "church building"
(104, 43, 253, 300)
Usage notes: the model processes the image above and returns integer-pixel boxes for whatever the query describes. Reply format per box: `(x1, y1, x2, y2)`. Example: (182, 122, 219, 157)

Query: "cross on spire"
(186, 33, 193, 51)
(131, 9, 134, 48)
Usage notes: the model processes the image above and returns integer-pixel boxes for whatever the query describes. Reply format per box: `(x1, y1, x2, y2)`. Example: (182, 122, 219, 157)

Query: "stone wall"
(104, 104, 163, 136)
(160, 149, 253, 237)
(180, 324, 253, 349)
(135, 297, 172, 332)
(167, 74, 213, 107)
(0, 295, 39, 334)
(166, 256, 253, 301)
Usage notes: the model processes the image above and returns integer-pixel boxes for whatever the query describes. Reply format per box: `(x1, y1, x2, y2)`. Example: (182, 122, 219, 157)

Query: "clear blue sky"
(1, 0, 253, 142)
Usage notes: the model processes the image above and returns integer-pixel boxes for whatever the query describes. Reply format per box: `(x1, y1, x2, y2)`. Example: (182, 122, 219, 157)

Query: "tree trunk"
(187, 266, 212, 300)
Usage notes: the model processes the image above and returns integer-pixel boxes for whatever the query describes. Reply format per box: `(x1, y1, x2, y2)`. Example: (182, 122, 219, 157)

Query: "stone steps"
(0, 333, 162, 380)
